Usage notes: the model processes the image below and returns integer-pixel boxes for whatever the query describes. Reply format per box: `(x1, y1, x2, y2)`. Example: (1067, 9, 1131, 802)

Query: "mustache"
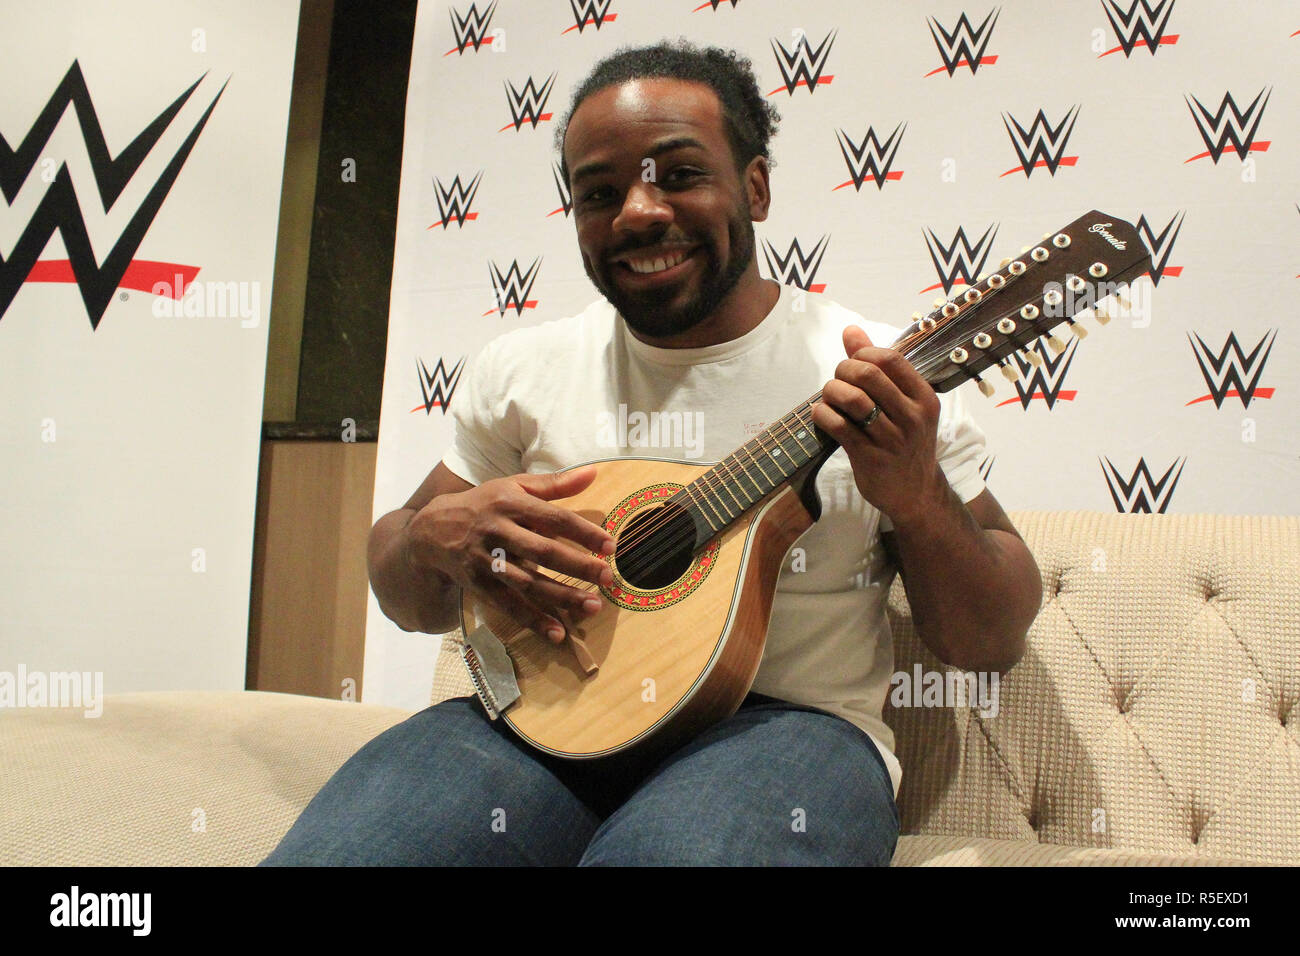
(606, 234, 697, 258)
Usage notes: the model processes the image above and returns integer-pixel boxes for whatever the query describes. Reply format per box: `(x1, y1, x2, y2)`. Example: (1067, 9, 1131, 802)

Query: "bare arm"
(881, 485, 1041, 672)
(367, 462, 473, 634)
(367, 462, 616, 638)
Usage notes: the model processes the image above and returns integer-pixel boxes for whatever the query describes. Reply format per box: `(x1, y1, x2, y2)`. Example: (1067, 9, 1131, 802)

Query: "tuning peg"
(1021, 348, 1044, 367)
(977, 376, 996, 398)
(1045, 332, 1068, 354)
(999, 361, 1018, 382)
(1093, 304, 1114, 325)
(933, 297, 947, 309)
(1065, 317, 1088, 340)
(999, 257, 1012, 268)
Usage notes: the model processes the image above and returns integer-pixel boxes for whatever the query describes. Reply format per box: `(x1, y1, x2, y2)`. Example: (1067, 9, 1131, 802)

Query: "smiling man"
(262, 40, 1041, 868)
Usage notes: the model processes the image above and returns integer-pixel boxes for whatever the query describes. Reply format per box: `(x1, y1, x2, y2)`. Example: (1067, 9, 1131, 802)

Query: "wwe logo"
(1136, 212, 1184, 285)
(769, 31, 836, 95)
(920, 224, 998, 295)
(564, 0, 616, 34)
(762, 236, 829, 292)
(1099, 0, 1178, 57)
(1185, 88, 1271, 163)
(999, 338, 1080, 410)
(978, 455, 995, 483)
(1186, 330, 1276, 409)
(415, 356, 465, 415)
(446, 1, 497, 55)
(486, 258, 542, 316)
(1001, 107, 1080, 177)
(926, 8, 1000, 76)
(501, 74, 557, 132)
(695, 0, 741, 8)
(431, 172, 482, 229)
(0, 61, 224, 329)
(547, 162, 572, 218)
(834, 124, 906, 191)
(1100, 456, 1185, 514)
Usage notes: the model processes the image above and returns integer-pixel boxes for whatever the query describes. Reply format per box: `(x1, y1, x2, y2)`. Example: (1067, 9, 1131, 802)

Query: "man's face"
(562, 79, 767, 339)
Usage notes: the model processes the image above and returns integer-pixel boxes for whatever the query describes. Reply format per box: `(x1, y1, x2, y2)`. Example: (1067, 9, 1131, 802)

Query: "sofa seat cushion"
(893, 834, 1248, 866)
(0, 691, 411, 866)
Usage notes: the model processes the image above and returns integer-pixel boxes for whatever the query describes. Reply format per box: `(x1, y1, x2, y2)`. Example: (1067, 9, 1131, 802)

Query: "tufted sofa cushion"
(432, 511, 1300, 865)
(884, 511, 1300, 865)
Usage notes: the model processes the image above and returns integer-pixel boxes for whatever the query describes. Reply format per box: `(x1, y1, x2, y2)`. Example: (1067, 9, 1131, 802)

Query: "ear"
(744, 156, 771, 223)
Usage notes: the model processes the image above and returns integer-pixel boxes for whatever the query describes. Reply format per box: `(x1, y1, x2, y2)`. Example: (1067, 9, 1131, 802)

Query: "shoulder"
(471, 300, 616, 378)
(804, 292, 904, 354)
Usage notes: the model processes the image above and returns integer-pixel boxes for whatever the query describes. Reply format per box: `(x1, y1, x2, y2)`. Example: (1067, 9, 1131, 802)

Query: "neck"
(626, 270, 781, 350)
(679, 388, 838, 547)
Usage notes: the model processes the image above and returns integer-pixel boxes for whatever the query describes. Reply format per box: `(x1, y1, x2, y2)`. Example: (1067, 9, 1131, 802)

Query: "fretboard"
(679, 390, 833, 535)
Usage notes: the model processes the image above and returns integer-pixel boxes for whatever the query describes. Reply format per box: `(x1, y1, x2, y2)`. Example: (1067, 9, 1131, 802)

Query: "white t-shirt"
(442, 282, 989, 795)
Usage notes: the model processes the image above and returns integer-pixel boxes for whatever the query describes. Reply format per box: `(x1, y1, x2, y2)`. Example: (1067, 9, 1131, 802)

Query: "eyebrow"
(570, 136, 710, 185)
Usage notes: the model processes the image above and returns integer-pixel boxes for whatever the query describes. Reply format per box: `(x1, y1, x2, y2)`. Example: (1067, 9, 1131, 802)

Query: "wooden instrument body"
(460, 457, 815, 759)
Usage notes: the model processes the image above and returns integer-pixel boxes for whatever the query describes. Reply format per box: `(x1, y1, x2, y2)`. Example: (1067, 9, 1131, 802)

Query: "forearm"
(888, 469, 1041, 672)
(367, 508, 461, 634)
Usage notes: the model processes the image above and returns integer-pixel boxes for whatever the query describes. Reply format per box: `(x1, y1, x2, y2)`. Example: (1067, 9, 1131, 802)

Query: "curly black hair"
(556, 38, 780, 183)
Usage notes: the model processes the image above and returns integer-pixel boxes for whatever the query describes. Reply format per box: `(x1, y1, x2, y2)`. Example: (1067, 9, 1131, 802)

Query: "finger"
(499, 525, 614, 589)
(514, 464, 598, 501)
(811, 400, 889, 466)
(830, 358, 912, 425)
(470, 571, 571, 643)
(509, 471, 615, 556)
(816, 384, 905, 449)
(492, 558, 604, 622)
(843, 325, 874, 358)
(846, 345, 934, 406)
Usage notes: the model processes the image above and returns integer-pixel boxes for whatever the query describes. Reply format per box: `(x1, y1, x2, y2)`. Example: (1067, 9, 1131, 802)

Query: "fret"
(738, 443, 776, 494)
(694, 481, 729, 527)
(684, 486, 720, 533)
(773, 418, 814, 468)
(717, 461, 752, 512)
(701, 475, 738, 521)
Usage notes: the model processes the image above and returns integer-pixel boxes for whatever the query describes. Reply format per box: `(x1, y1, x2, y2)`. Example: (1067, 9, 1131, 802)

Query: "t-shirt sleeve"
(879, 383, 989, 532)
(440, 341, 525, 486)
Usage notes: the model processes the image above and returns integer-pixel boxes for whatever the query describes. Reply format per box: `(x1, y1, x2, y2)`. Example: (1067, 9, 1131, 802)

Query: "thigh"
(260, 697, 600, 866)
(578, 701, 899, 866)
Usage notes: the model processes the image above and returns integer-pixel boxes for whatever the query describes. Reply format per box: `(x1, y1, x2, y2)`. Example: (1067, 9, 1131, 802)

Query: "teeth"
(624, 249, 690, 274)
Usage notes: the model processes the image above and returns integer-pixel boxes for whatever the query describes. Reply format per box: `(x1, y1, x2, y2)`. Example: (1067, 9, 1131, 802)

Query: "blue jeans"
(260, 693, 898, 866)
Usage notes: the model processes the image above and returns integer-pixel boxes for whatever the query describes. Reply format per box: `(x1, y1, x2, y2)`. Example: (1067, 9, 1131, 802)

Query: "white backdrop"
(0, 1, 301, 695)
(368, 0, 1298, 706)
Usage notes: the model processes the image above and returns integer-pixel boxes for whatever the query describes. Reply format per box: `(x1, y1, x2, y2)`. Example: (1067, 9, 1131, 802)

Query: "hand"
(810, 326, 946, 527)
(403, 466, 615, 643)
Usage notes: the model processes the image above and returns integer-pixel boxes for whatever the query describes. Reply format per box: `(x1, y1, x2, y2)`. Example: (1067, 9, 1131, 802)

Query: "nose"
(612, 181, 672, 237)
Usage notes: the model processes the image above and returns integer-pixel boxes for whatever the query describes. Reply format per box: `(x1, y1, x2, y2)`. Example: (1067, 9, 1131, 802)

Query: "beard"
(584, 201, 756, 341)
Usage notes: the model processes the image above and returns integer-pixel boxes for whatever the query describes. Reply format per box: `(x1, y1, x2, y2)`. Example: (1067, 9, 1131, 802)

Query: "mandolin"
(459, 209, 1152, 759)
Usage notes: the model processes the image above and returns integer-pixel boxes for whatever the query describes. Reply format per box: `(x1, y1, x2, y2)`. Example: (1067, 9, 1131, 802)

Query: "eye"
(578, 185, 616, 207)
(663, 166, 704, 186)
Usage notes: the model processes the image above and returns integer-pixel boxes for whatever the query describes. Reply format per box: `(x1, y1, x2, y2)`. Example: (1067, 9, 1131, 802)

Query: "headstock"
(894, 210, 1154, 396)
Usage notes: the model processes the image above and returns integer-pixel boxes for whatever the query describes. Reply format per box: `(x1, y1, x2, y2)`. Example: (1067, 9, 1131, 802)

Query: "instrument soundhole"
(613, 502, 696, 591)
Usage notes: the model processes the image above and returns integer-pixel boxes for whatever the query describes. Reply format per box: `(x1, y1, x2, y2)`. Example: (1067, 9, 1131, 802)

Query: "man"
(263, 41, 1041, 867)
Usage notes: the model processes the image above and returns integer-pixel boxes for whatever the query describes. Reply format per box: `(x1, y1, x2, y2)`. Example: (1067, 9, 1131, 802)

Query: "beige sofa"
(3, 512, 1296, 866)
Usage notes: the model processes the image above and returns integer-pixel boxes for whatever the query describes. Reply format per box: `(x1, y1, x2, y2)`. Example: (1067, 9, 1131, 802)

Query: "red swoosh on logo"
(25, 259, 199, 297)
(1185, 388, 1274, 406)
(768, 76, 833, 95)
(499, 114, 552, 132)
(919, 279, 971, 294)
(1097, 35, 1178, 58)
(428, 213, 478, 229)
(924, 55, 998, 77)
(832, 171, 904, 190)
(481, 300, 538, 316)
(562, 14, 617, 34)
(1184, 141, 1269, 163)
(997, 390, 1076, 408)
(1000, 156, 1078, 177)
